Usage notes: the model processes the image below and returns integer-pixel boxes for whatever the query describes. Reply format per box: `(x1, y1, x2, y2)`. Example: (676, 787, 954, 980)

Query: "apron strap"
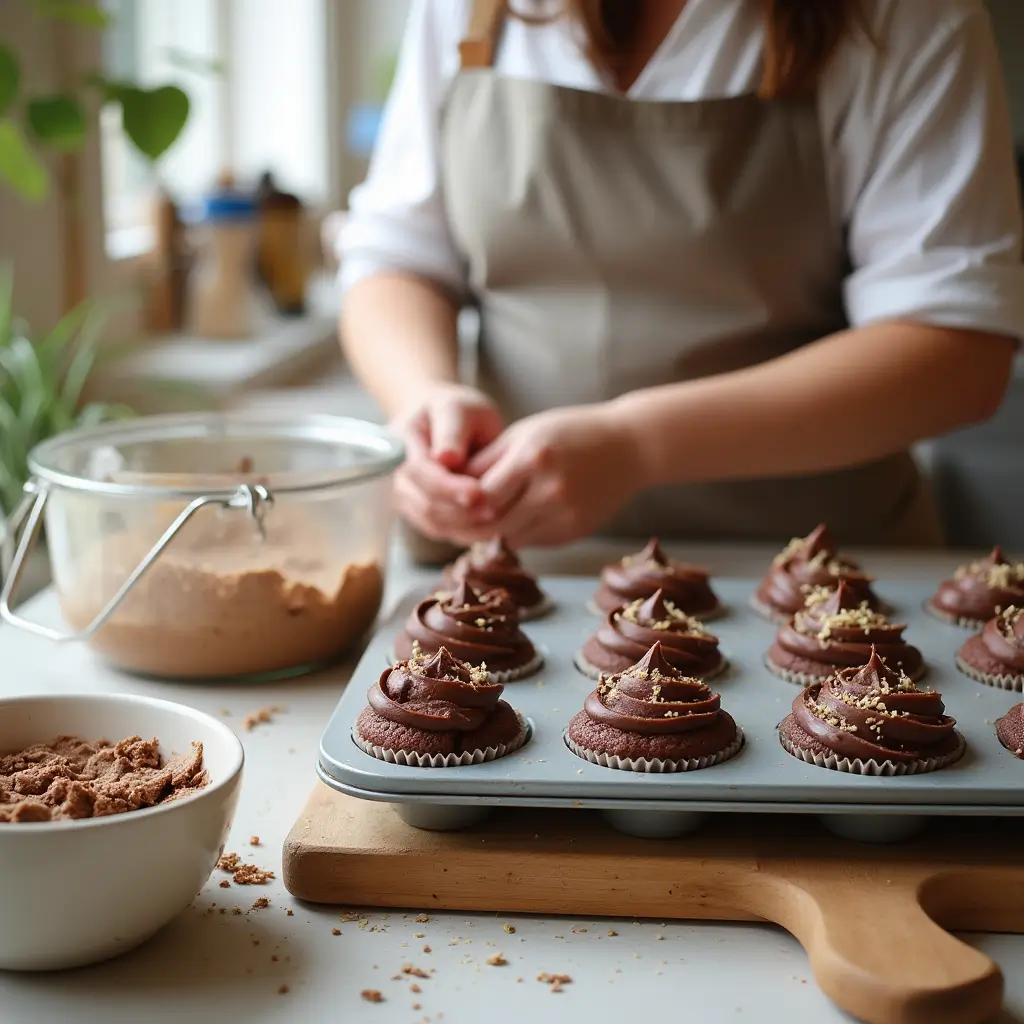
(459, 0, 507, 69)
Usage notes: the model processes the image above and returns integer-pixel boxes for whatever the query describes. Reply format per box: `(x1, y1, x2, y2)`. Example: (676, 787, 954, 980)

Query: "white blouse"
(339, 0, 1024, 338)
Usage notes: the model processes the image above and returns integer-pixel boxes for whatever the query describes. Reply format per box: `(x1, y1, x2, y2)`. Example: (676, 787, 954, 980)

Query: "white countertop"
(1, 540, 1021, 1024)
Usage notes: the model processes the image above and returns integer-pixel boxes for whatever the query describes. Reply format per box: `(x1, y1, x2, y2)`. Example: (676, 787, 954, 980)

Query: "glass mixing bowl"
(1, 412, 403, 681)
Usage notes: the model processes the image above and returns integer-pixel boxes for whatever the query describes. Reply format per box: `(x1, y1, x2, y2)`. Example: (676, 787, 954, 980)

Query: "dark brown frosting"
(442, 538, 546, 615)
(584, 590, 723, 676)
(583, 643, 727, 736)
(368, 647, 505, 732)
(395, 582, 536, 672)
(592, 538, 720, 616)
(773, 580, 922, 676)
(996, 703, 1024, 758)
(790, 649, 956, 763)
(930, 547, 1024, 624)
(974, 606, 1024, 672)
(755, 523, 881, 619)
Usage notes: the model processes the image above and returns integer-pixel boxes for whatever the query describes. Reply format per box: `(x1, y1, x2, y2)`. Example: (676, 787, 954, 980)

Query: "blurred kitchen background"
(0, 0, 1022, 602)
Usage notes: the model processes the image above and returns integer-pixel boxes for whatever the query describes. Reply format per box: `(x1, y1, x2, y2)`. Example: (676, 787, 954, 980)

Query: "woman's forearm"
(612, 322, 1016, 488)
(340, 271, 462, 418)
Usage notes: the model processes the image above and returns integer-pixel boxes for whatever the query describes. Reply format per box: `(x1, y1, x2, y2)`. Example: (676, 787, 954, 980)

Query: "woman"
(339, 0, 1023, 554)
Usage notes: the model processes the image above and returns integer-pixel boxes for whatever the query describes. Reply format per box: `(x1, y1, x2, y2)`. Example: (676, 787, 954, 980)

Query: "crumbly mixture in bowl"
(0, 735, 208, 823)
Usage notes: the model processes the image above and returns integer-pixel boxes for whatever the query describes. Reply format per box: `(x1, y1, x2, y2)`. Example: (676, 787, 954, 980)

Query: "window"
(100, 0, 330, 260)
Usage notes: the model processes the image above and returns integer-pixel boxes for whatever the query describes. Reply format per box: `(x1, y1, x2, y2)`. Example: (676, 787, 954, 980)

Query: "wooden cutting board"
(283, 785, 1024, 1024)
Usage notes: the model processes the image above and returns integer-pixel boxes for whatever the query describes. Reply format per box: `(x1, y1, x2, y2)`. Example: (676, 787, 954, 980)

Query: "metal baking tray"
(318, 577, 1023, 840)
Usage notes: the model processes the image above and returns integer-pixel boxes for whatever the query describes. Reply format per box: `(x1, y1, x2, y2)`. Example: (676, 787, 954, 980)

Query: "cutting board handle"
(766, 872, 1004, 1024)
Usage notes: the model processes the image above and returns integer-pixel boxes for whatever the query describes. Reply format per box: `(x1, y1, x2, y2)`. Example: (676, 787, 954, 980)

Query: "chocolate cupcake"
(996, 703, 1024, 759)
(955, 606, 1024, 691)
(927, 547, 1024, 629)
(576, 589, 726, 681)
(565, 642, 743, 772)
(394, 581, 542, 682)
(766, 580, 924, 686)
(778, 648, 964, 776)
(591, 538, 723, 619)
(353, 646, 527, 767)
(442, 538, 550, 620)
(752, 523, 883, 623)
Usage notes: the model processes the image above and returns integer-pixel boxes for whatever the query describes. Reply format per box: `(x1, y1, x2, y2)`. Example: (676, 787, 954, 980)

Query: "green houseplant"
(0, 0, 191, 201)
(0, 266, 133, 517)
(0, 1, 198, 519)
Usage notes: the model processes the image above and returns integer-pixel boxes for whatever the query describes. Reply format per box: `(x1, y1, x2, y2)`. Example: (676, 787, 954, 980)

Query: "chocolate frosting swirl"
(930, 547, 1024, 624)
(443, 538, 546, 615)
(395, 582, 536, 672)
(755, 523, 881, 619)
(791, 649, 956, 763)
(368, 647, 505, 732)
(974, 606, 1024, 672)
(774, 580, 922, 675)
(592, 538, 720, 616)
(585, 590, 723, 676)
(996, 702, 1024, 758)
(583, 643, 726, 736)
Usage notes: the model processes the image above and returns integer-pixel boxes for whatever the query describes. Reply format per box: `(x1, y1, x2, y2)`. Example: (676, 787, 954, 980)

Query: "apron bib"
(408, 0, 942, 557)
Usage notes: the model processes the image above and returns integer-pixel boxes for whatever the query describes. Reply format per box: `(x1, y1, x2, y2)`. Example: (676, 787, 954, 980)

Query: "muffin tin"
(317, 576, 1024, 842)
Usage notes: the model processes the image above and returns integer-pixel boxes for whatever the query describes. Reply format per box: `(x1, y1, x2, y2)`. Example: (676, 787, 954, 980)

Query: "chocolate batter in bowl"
(1, 413, 403, 680)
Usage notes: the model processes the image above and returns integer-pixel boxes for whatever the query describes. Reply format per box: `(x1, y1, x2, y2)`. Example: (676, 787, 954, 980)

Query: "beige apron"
(402, 0, 942, 562)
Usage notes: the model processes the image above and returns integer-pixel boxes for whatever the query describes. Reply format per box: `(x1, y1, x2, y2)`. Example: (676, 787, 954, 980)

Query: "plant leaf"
(119, 85, 189, 161)
(30, 1, 111, 29)
(36, 296, 98, 369)
(76, 401, 135, 428)
(0, 120, 48, 202)
(161, 48, 225, 77)
(0, 335, 48, 401)
(27, 95, 86, 152)
(0, 46, 19, 118)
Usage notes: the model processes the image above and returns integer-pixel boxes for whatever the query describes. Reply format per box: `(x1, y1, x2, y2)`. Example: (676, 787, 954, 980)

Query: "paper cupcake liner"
(518, 595, 554, 622)
(573, 650, 729, 683)
(778, 729, 966, 776)
(748, 593, 791, 624)
(955, 654, 1024, 692)
(586, 599, 726, 622)
(923, 601, 986, 631)
(386, 648, 544, 683)
(764, 653, 927, 688)
(352, 712, 528, 768)
(563, 728, 743, 774)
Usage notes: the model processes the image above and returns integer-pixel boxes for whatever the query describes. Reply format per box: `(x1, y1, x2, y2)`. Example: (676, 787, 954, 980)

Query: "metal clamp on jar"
(0, 412, 403, 681)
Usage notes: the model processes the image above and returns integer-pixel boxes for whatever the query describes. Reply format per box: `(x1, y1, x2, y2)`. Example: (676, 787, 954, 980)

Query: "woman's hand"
(391, 383, 505, 543)
(466, 404, 646, 548)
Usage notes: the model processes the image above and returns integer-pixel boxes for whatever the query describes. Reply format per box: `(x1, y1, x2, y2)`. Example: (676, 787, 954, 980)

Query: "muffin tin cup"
(564, 729, 744, 774)
(351, 713, 529, 769)
(748, 593, 792, 624)
(955, 655, 1024, 692)
(517, 596, 555, 622)
(573, 651, 730, 683)
(924, 601, 987, 631)
(779, 729, 967, 777)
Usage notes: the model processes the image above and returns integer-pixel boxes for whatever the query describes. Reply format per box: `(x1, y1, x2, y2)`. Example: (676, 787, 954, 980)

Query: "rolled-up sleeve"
(842, 2, 1024, 340)
(338, 0, 467, 299)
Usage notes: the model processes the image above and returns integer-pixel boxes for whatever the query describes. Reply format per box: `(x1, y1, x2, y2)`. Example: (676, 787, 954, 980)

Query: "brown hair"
(514, 0, 869, 99)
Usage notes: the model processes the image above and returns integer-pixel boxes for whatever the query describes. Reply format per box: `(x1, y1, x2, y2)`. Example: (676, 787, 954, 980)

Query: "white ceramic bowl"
(0, 693, 244, 971)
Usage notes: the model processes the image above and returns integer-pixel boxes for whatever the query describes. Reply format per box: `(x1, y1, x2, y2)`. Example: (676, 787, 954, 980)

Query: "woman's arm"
(340, 271, 461, 418)
(463, 322, 1015, 548)
(612, 322, 1016, 489)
